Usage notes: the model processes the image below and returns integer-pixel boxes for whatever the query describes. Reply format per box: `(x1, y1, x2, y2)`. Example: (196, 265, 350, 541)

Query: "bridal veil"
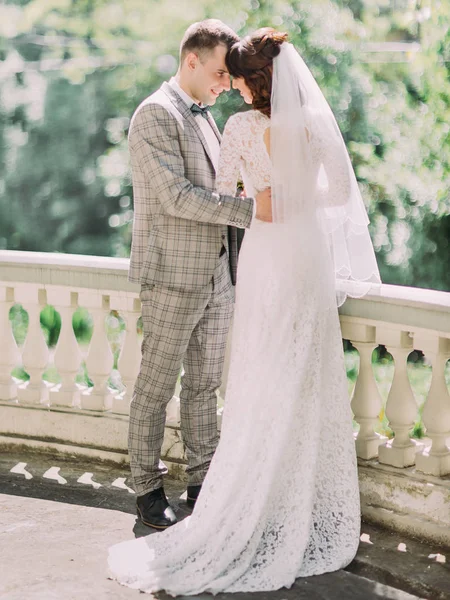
(271, 43, 381, 307)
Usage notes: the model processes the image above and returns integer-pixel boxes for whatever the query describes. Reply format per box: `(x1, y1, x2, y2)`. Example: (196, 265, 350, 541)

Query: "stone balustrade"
(1, 250, 449, 544)
(339, 286, 450, 477)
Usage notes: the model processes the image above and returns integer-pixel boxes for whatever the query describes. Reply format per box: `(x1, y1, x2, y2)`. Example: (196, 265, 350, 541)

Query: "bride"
(108, 28, 381, 594)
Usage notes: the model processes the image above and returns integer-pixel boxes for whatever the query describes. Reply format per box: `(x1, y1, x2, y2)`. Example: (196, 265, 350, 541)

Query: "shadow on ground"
(1, 448, 449, 600)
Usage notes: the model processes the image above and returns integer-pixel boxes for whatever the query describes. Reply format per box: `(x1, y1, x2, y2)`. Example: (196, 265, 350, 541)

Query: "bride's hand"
(255, 188, 272, 222)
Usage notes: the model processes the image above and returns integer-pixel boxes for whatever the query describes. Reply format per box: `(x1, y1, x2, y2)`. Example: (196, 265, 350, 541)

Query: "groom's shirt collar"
(169, 77, 200, 109)
(168, 77, 220, 173)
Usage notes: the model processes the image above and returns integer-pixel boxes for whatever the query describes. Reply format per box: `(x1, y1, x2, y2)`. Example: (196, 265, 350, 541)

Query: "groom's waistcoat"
(128, 82, 248, 290)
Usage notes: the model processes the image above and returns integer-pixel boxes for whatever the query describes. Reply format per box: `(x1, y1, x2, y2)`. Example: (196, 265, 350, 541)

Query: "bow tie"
(190, 104, 211, 119)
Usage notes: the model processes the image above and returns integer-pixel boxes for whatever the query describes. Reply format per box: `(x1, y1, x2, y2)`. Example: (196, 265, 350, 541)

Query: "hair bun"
(255, 28, 288, 59)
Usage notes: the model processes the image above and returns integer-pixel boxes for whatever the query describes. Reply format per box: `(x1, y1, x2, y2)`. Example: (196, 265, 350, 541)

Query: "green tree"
(0, 0, 449, 290)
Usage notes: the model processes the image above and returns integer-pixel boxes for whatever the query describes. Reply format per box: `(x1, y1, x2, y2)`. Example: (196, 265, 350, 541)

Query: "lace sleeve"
(216, 114, 244, 196)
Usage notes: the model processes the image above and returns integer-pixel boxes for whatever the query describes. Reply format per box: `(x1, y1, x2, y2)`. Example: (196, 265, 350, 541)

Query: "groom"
(128, 19, 272, 529)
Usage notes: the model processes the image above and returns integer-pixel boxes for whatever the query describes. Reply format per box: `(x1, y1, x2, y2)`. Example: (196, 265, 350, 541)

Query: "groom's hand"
(255, 188, 273, 222)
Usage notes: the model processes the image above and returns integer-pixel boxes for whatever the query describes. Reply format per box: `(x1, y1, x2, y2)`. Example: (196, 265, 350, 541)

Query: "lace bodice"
(216, 109, 354, 208)
(216, 110, 271, 197)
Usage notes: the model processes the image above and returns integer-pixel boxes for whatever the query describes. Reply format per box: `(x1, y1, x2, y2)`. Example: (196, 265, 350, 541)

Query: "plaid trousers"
(128, 253, 234, 496)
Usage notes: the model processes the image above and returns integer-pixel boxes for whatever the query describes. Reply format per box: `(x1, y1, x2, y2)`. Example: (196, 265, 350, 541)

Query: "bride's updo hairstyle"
(226, 28, 288, 117)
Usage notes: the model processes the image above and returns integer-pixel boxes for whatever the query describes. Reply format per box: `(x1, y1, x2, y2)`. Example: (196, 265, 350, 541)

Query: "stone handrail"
(1, 250, 449, 480)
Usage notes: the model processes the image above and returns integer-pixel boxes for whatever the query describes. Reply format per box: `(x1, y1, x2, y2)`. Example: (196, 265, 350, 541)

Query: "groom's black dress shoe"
(186, 484, 202, 508)
(136, 487, 177, 530)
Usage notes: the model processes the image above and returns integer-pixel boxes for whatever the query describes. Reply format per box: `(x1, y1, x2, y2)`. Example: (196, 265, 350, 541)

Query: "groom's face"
(188, 44, 231, 106)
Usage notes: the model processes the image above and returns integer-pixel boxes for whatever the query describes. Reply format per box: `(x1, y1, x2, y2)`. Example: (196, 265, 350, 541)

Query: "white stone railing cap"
(0, 250, 449, 336)
(0, 250, 138, 293)
(341, 284, 450, 337)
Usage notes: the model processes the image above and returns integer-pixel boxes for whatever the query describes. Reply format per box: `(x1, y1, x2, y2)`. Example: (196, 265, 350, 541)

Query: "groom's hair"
(180, 19, 239, 63)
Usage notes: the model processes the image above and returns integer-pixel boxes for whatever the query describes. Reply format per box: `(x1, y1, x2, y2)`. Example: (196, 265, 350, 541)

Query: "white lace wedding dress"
(108, 110, 360, 595)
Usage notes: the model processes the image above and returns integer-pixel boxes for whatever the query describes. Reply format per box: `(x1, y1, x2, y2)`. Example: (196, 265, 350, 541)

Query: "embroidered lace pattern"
(108, 110, 360, 595)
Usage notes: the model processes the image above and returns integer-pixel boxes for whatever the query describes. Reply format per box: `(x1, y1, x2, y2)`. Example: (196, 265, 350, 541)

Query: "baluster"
(15, 286, 49, 405)
(340, 320, 385, 459)
(79, 292, 114, 411)
(0, 286, 20, 400)
(378, 329, 417, 468)
(415, 334, 450, 476)
(46, 287, 82, 408)
(111, 295, 141, 414)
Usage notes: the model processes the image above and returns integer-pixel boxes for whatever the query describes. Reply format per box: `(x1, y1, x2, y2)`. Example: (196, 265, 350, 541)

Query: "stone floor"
(0, 449, 449, 600)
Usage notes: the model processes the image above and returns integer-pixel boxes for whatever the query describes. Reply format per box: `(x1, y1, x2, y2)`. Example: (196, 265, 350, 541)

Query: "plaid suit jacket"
(128, 82, 253, 290)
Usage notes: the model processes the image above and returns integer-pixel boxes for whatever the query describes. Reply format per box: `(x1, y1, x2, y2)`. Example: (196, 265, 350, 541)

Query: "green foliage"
(72, 307, 93, 345)
(9, 304, 28, 346)
(0, 0, 449, 289)
(40, 304, 61, 346)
